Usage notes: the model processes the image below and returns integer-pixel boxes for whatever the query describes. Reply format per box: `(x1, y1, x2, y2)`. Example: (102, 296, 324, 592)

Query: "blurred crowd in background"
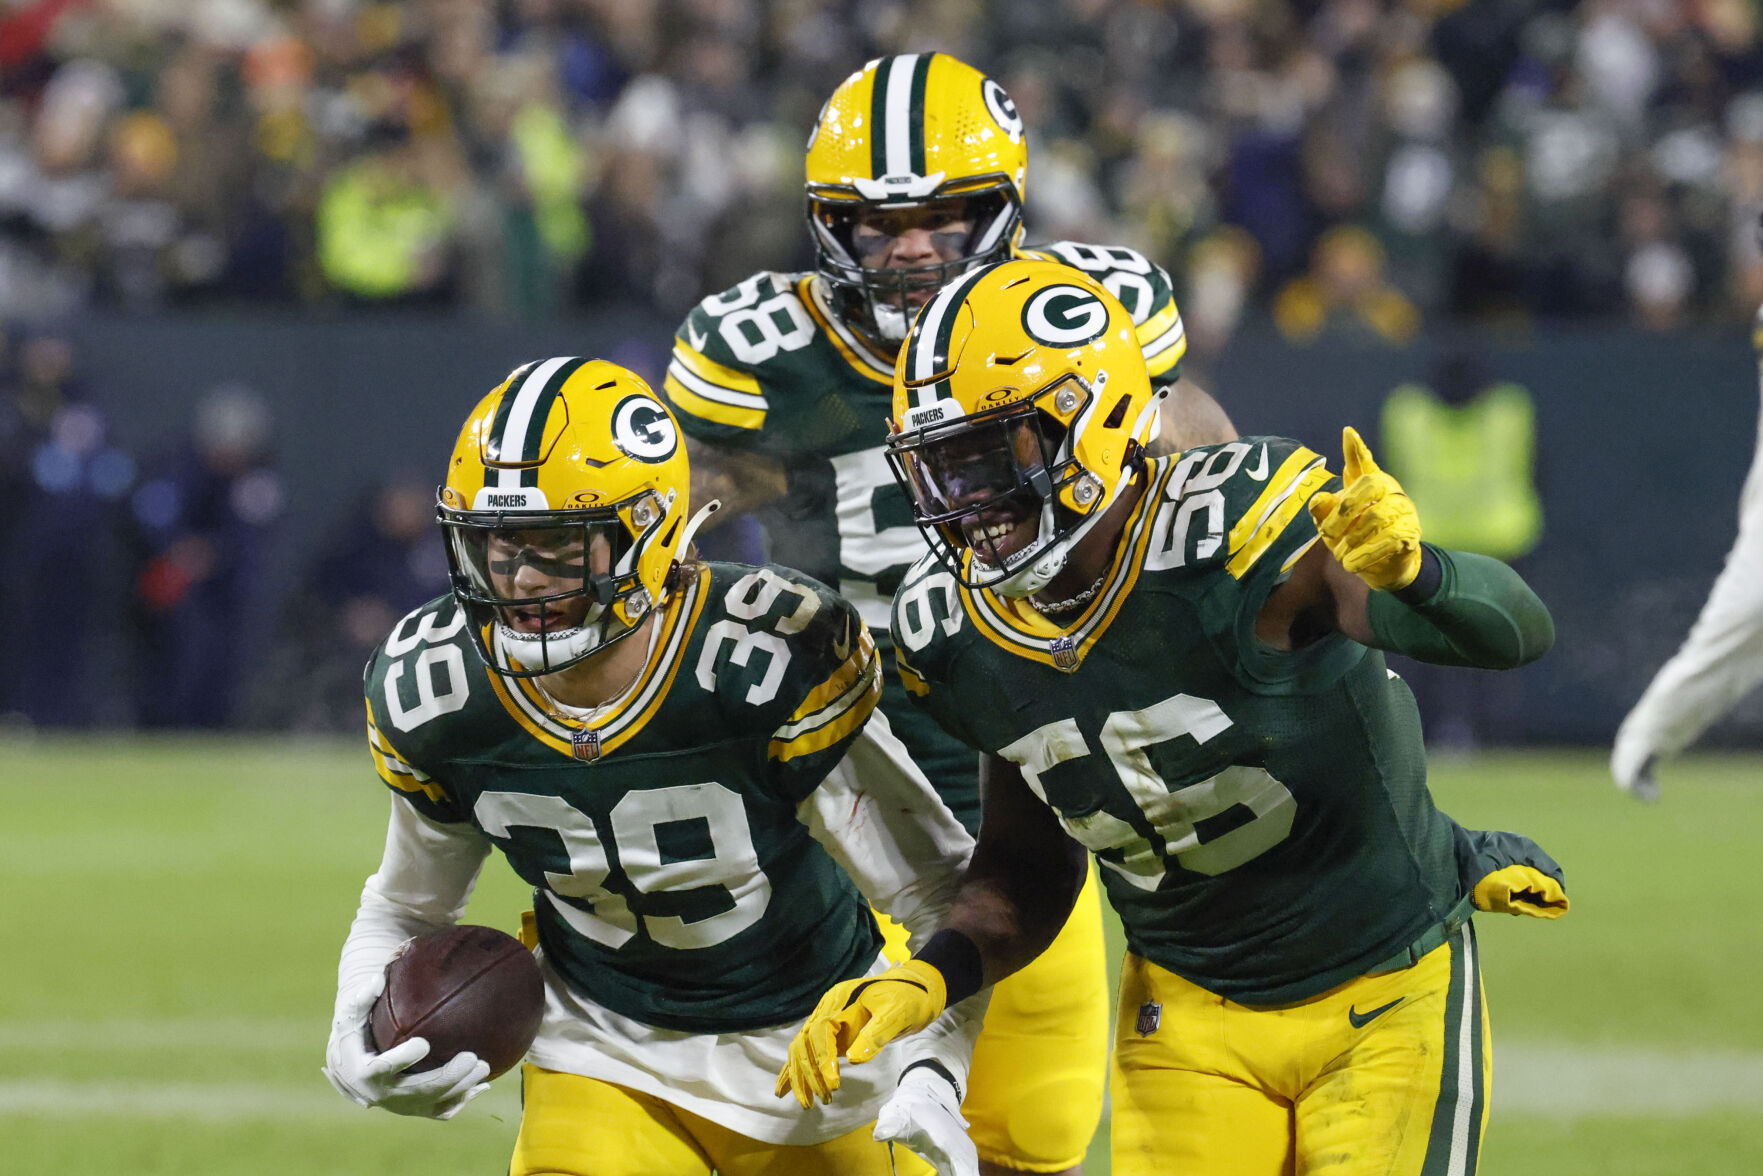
(3, 0, 1763, 345)
(2, 0, 1760, 731)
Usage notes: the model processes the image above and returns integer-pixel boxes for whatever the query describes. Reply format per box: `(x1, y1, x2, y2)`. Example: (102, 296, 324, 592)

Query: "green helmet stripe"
(517, 357, 587, 486)
(908, 54, 931, 175)
(869, 55, 895, 178)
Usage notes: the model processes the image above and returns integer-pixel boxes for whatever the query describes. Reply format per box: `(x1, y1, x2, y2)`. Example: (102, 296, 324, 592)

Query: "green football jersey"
(891, 438, 1469, 1006)
(362, 562, 886, 1032)
(660, 246, 1187, 831)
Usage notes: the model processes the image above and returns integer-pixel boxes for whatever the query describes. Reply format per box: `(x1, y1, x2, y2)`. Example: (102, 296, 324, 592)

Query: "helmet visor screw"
(1054, 388, 1079, 414)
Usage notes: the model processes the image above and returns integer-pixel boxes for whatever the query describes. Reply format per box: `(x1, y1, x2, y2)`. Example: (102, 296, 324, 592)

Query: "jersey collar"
(959, 460, 1174, 671)
(800, 276, 898, 385)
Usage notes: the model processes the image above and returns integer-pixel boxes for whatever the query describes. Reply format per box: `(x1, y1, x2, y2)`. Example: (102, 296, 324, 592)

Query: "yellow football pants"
(1111, 924, 1490, 1176)
(878, 862, 1110, 1172)
(510, 1065, 932, 1176)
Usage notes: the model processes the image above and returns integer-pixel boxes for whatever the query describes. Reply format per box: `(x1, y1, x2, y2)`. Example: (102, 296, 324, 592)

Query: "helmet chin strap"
(991, 467, 1135, 598)
(871, 301, 910, 342)
(494, 611, 605, 674)
(672, 499, 721, 558)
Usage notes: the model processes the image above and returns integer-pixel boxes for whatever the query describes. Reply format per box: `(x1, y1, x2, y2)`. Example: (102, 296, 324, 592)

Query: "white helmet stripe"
(494, 355, 575, 489)
(884, 53, 921, 176)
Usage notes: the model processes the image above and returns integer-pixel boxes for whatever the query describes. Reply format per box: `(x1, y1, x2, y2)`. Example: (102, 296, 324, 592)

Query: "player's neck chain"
(1026, 569, 1109, 616)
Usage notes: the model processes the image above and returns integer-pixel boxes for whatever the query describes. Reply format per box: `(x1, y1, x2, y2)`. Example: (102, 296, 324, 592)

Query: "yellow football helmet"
(438, 357, 692, 676)
(885, 258, 1161, 596)
(806, 53, 1028, 344)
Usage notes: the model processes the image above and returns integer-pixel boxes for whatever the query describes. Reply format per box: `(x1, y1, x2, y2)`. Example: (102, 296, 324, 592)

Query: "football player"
(662, 53, 1235, 1176)
(322, 358, 987, 1176)
(777, 261, 1571, 1176)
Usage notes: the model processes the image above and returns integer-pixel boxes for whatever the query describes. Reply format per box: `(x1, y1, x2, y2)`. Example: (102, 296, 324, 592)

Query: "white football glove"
(322, 970, 491, 1119)
(873, 1064, 978, 1176)
(1610, 736, 1661, 803)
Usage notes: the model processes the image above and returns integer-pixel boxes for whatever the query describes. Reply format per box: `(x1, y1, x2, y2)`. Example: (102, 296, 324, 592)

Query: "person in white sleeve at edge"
(321, 356, 986, 1176)
(1613, 303, 1763, 801)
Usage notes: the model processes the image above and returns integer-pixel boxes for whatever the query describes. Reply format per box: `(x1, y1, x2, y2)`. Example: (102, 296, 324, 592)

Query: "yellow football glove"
(1307, 426, 1423, 591)
(1472, 864, 1571, 919)
(774, 959, 947, 1109)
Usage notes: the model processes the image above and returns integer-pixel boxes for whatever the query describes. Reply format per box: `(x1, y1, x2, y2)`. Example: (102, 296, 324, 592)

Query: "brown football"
(366, 924, 544, 1080)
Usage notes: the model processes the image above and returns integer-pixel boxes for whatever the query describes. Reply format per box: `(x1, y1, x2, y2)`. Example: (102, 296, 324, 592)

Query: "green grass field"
(2, 738, 1758, 1172)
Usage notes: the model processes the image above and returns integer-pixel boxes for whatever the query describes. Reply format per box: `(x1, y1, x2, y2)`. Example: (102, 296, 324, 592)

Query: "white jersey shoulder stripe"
(665, 359, 770, 411)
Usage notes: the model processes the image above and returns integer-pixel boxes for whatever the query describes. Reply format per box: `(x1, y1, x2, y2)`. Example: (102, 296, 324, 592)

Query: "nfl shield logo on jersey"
(572, 727, 601, 761)
(1136, 1001, 1162, 1037)
(1049, 636, 1080, 671)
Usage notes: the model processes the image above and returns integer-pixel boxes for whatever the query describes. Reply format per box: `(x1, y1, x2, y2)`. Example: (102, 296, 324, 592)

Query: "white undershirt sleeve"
(333, 795, 493, 1013)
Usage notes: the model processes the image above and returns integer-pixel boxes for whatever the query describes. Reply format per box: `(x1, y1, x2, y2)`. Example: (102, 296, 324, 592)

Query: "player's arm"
(794, 711, 988, 1172)
(663, 291, 791, 532)
(798, 710, 975, 945)
(1260, 427, 1554, 669)
(1452, 823, 1570, 919)
(682, 434, 787, 533)
(932, 753, 1088, 986)
(778, 752, 1085, 1106)
(324, 794, 494, 1118)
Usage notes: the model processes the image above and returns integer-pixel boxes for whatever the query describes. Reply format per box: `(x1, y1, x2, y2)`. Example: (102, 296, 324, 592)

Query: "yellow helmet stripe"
(488, 355, 583, 491)
(871, 53, 932, 177)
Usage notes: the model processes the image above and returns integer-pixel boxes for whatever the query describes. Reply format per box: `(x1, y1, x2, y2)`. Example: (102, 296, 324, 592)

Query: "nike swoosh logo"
(1245, 443, 1269, 481)
(831, 616, 853, 662)
(1348, 997, 1404, 1028)
(686, 321, 709, 352)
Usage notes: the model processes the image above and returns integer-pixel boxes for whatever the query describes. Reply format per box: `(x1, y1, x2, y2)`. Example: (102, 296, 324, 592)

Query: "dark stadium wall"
(68, 313, 1758, 745)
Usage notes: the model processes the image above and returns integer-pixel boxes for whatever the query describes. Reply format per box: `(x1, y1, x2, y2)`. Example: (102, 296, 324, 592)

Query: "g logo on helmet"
(982, 78, 1023, 144)
(611, 395, 678, 462)
(1022, 285, 1109, 348)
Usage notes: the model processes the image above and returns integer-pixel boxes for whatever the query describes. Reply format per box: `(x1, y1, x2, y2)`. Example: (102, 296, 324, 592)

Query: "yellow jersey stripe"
(485, 671, 572, 755)
(1136, 302, 1179, 349)
(365, 704, 450, 805)
(895, 652, 929, 697)
(1225, 455, 1331, 580)
(769, 658, 881, 762)
(610, 571, 713, 752)
(671, 340, 765, 396)
(1142, 316, 1187, 378)
(663, 371, 765, 431)
(1227, 448, 1320, 554)
(783, 627, 877, 726)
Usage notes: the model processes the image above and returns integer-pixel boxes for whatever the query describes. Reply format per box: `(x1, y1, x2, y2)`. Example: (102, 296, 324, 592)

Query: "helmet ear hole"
(1102, 395, 1131, 430)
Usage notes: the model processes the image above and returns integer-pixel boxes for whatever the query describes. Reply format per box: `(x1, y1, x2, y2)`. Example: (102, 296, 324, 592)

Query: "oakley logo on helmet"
(982, 78, 1023, 144)
(1022, 285, 1109, 348)
(611, 395, 678, 462)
